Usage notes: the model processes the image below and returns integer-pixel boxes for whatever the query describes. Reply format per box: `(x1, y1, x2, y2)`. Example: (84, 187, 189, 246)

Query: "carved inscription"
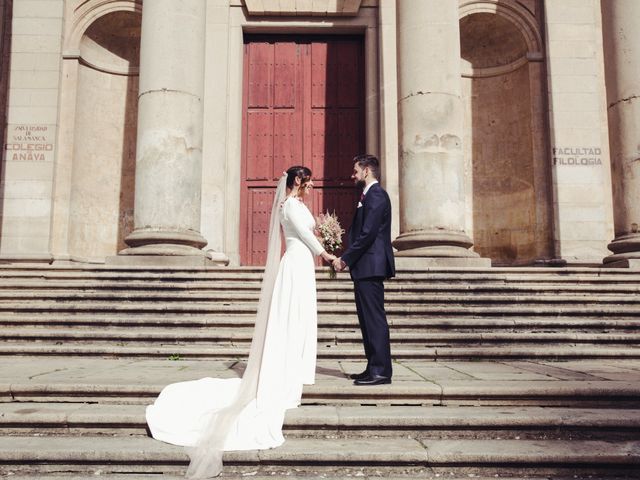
(552, 146, 602, 166)
(3, 125, 54, 162)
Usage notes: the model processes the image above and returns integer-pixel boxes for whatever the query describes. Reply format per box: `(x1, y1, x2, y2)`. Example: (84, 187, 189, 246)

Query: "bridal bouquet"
(316, 211, 345, 279)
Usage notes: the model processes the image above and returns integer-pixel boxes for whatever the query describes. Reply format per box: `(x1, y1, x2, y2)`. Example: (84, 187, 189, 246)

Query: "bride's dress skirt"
(146, 239, 318, 451)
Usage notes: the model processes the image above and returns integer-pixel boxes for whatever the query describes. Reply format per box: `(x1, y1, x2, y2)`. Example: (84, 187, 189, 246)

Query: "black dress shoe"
(353, 375, 392, 386)
(349, 370, 369, 380)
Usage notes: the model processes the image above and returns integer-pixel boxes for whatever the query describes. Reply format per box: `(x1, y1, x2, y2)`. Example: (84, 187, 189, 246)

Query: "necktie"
(359, 193, 365, 202)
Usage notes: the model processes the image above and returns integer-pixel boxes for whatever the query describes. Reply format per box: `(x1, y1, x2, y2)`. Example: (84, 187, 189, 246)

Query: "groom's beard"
(356, 179, 366, 188)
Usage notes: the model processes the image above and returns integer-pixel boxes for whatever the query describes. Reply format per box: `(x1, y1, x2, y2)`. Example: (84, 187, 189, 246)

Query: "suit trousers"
(353, 277, 392, 378)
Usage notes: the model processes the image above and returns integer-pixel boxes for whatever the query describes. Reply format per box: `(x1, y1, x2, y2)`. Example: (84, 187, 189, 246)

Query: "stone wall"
(544, 0, 615, 263)
(0, 0, 63, 261)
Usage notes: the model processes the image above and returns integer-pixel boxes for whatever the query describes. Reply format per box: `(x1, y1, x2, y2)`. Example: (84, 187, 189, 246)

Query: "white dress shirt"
(362, 180, 379, 197)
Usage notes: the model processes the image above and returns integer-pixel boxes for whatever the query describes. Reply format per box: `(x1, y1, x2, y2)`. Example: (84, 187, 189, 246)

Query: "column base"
(533, 258, 568, 267)
(111, 228, 217, 266)
(394, 255, 491, 268)
(603, 259, 640, 269)
(124, 229, 208, 250)
(392, 229, 490, 267)
(109, 242, 214, 267)
(106, 253, 215, 267)
(603, 233, 640, 268)
(108, 247, 231, 266)
(393, 230, 476, 255)
(0, 254, 53, 265)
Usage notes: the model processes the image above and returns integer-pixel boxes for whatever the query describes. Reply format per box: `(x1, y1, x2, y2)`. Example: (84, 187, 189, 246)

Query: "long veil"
(186, 174, 288, 478)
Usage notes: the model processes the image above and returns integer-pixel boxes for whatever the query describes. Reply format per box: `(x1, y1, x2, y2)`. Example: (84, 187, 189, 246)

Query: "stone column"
(113, 0, 209, 265)
(393, 0, 488, 267)
(602, 0, 640, 268)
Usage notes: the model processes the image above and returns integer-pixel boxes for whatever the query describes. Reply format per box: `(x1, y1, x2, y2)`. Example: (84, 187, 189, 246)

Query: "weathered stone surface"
(0, 1, 63, 261)
(544, 0, 615, 264)
(1, 0, 636, 269)
(116, 0, 208, 262)
(602, 0, 640, 266)
(421, 438, 640, 464)
(1, 265, 639, 362)
(394, 0, 478, 261)
(0, 266, 639, 477)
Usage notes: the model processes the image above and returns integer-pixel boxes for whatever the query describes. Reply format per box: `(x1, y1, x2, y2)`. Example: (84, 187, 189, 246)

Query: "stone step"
(0, 435, 638, 477)
(2, 290, 639, 305)
(5, 379, 639, 407)
(2, 327, 639, 345)
(2, 314, 639, 330)
(2, 265, 640, 281)
(2, 403, 639, 440)
(2, 343, 639, 360)
(2, 262, 638, 478)
(3, 301, 640, 315)
(4, 280, 640, 294)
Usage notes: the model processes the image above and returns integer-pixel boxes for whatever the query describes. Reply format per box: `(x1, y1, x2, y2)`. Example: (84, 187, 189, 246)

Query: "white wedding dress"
(146, 178, 324, 478)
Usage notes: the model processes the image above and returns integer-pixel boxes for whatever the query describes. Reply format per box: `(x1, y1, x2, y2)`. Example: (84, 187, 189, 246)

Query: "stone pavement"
(3, 357, 640, 399)
(1, 357, 640, 477)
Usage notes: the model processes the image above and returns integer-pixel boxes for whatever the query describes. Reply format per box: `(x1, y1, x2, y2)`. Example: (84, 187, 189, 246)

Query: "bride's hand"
(321, 251, 337, 263)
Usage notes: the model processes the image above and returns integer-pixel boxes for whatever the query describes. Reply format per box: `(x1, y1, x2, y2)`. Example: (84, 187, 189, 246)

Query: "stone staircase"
(0, 264, 639, 478)
(1, 265, 640, 359)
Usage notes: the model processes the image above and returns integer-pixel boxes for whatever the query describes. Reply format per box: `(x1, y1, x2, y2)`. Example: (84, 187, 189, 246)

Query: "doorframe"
(238, 35, 366, 266)
(224, 7, 381, 266)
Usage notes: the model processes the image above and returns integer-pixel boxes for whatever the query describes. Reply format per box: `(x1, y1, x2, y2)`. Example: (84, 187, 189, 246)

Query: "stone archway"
(460, 4, 552, 265)
(65, 9, 141, 261)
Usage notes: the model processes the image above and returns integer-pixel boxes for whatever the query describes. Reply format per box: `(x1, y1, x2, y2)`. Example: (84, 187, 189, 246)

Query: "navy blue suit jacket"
(341, 182, 395, 280)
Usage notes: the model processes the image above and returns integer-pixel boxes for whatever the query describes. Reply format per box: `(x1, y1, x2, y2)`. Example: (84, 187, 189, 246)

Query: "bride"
(145, 166, 337, 478)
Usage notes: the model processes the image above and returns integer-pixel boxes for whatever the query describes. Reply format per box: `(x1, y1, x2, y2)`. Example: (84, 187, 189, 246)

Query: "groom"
(333, 154, 395, 386)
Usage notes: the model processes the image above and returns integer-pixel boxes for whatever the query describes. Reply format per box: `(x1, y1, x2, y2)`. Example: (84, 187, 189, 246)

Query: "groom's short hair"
(353, 154, 380, 180)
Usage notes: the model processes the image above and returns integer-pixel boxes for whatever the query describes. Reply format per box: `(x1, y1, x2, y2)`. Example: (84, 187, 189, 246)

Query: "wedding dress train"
(146, 176, 324, 478)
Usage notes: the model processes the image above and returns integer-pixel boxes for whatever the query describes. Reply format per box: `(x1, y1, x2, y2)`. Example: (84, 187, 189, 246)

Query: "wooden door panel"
(273, 42, 298, 108)
(338, 110, 361, 177)
(314, 187, 358, 218)
(310, 42, 327, 108)
(246, 111, 273, 181)
(247, 42, 273, 108)
(337, 41, 360, 107)
(247, 188, 275, 265)
(310, 110, 340, 180)
(273, 111, 302, 176)
(241, 36, 364, 265)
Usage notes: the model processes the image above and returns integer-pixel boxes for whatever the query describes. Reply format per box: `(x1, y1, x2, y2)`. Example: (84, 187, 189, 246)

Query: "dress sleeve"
(283, 200, 325, 256)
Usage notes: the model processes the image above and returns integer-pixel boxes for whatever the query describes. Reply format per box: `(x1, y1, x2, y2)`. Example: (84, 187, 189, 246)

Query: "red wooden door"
(240, 36, 364, 265)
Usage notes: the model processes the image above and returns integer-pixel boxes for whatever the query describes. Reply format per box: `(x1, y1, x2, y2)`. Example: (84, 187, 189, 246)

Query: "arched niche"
(460, 5, 552, 266)
(67, 9, 140, 261)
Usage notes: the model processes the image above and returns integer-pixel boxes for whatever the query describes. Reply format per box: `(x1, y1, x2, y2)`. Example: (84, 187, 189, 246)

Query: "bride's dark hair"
(286, 165, 312, 189)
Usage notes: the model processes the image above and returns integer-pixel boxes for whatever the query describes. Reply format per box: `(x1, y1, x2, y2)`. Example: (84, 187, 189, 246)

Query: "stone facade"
(0, 0, 637, 268)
